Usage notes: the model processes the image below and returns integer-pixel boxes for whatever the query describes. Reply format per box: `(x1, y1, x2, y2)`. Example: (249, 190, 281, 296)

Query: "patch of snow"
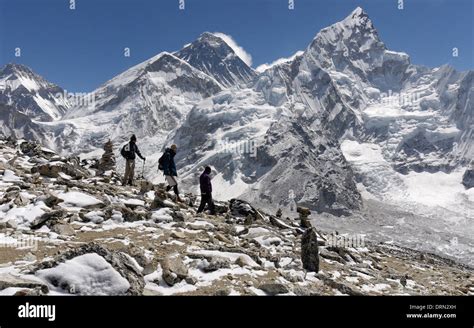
(36, 253, 130, 295)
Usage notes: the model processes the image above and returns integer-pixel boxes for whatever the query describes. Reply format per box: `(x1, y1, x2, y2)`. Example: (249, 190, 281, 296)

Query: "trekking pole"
(142, 158, 145, 179)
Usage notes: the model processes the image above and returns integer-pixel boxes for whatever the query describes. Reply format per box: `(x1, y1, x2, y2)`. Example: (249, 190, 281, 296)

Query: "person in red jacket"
(197, 166, 215, 215)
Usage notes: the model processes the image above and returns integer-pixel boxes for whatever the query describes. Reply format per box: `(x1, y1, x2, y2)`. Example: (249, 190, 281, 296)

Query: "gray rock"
(0, 273, 49, 294)
(258, 283, 289, 295)
(31, 162, 90, 180)
(214, 288, 231, 296)
(6, 219, 18, 229)
(319, 248, 346, 263)
(229, 199, 257, 218)
(51, 223, 75, 236)
(462, 168, 474, 189)
(142, 263, 156, 276)
(121, 206, 146, 222)
(170, 231, 186, 239)
(185, 276, 198, 285)
(30, 209, 67, 229)
(234, 255, 253, 268)
(170, 211, 186, 222)
(43, 193, 64, 207)
(161, 257, 188, 286)
(13, 287, 46, 296)
(202, 257, 231, 272)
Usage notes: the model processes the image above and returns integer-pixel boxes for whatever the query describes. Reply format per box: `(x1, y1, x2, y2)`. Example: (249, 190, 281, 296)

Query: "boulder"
(213, 201, 229, 214)
(170, 231, 186, 239)
(31, 162, 90, 180)
(462, 168, 474, 189)
(170, 210, 186, 222)
(161, 257, 188, 286)
(20, 141, 55, 160)
(121, 206, 146, 222)
(32, 243, 145, 295)
(51, 223, 76, 236)
(139, 180, 154, 194)
(201, 257, 231, 272)
(258, 283, 289, 295)
(214, 289, 231, 296)
(301, 227, 320, 272)
(13, 287, 45, 296)
(30, 209, 67, 229)
(0, 273, 49, 294)
(235, 256, 253, 267)
(6, 219, 18, 229)
(43, 193, 64, 207)
(319, 248, 346, 263)
(229, 199, 257, 218)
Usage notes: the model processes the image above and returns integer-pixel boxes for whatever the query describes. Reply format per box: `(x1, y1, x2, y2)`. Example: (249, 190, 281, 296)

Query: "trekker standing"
(197, 166, 215, 215)
(160, 144, 182, 202)
(121, 134, 146, 186)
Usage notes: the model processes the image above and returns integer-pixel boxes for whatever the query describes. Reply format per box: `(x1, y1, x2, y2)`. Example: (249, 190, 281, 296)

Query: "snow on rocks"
(31, 243, 144, 295)
(188, 249, 260, 268)
(0, 138, 472, 296)
(57, 191, 103, 209)
(36, 253, 130, 295)
(2, 169, 22, 183)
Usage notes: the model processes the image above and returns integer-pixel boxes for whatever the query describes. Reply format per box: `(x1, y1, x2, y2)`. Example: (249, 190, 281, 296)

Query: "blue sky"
(1, 0, 472, 92)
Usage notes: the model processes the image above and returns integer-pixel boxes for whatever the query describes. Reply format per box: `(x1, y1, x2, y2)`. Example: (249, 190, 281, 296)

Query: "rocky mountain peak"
(175, 32, 255, 87)
(1, 63, 36, 77)
(0, 63, 69, 122)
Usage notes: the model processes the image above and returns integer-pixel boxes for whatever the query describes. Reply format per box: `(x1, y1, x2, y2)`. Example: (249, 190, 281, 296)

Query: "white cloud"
(213, 32, 253, 67)
(255, 50, 304, 73)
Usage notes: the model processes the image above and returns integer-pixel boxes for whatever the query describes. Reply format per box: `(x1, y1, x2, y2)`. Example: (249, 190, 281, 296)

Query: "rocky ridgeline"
(0, 138, 473, 296)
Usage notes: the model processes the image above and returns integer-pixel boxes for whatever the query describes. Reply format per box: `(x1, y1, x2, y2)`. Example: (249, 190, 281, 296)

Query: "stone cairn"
(98, 140, 116, 174)
(297, 206, 320, 272)
(297, 206, 311, 228)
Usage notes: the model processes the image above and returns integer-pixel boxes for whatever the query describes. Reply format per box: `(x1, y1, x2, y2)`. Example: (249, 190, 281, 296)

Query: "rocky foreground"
(0, 138, 473, 296)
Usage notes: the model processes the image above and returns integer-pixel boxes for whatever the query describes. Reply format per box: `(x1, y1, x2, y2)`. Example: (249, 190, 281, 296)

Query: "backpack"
(157, 152, 166, 171)
(121, 143, 132, 159)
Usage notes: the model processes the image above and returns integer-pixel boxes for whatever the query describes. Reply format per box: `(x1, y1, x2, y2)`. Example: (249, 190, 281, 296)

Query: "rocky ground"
(0, 138, 472, 296)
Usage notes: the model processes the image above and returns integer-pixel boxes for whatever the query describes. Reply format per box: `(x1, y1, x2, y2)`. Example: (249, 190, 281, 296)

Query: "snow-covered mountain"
(0, 63, 69, 121)
(0, 103, 47, 141)
(0, 7, 472, 222)
(175, 32, 256, 88)
(53, 52, 222, 157)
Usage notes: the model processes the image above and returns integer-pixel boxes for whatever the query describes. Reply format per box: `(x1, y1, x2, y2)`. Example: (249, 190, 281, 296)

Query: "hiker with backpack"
(121, 134, 146, 186)
(197, 166, 215, 215)
(158, 144, 182, 202)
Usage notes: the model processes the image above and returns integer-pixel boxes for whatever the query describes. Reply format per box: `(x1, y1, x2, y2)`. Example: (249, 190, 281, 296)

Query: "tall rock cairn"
(297, 206, 311, 228)
(98, 140, 116, 174)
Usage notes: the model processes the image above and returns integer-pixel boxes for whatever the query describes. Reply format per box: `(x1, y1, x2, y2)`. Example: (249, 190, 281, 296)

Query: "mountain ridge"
(0, 7, 472, 218)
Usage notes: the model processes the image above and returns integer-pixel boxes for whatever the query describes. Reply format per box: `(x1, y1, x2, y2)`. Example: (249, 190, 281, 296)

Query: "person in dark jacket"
(121, 134, 145, 186)
(197, 166, 215, 215)
(162, 144, 181, 201)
